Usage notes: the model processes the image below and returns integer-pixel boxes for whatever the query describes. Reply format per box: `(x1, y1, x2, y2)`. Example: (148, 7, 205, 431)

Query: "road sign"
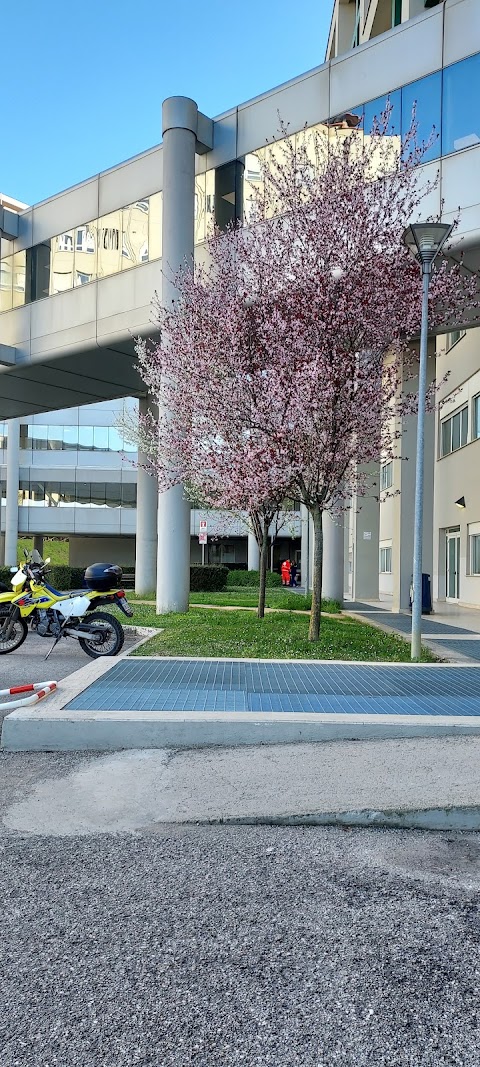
(199, 532, 207, 544)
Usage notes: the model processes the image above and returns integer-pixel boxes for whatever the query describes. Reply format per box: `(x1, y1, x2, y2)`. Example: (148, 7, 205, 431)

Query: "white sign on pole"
(363, 531, 372, 541)
(199, 519, 208, 544)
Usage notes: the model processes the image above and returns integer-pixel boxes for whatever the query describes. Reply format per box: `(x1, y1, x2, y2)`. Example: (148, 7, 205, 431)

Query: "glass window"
(93, 426, 109, 450)
(47, 427, 63, 450)
(447, 329, 465, 350)
(474, 396, 480, 439)
(380, 546, 392, 573)
(148, 192, 162, 261)
(121, 483, 137, 508)
(12, 251, 26, 308)
(90, 482, 106, 507)
(59, 482, 75, 506)
(97, 212, 122, 277)
(380, 462, 393, 491)
(471, 534, 480, 575)
(108, 426, 126, 451)
(443, 54, 480, 155)
(106, 483, 121, 508)
(78, 426, 94, 450)
(364, 89, 401, 136)
(31, 425, 48, 450)
(441, 405, 468, 456)
(27, 242, 51, 302)
(0, 255, 13, 312)
(62, 425, 79, 450)
(75, 482, 91, 506)
(50, 232, 74, 295)
(122, 201, 149, 269)
(401, 72, 441, 163)
(0, 423, 7, 449)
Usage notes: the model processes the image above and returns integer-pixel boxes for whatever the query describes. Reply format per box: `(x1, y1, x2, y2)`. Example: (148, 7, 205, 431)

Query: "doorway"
(446, 528, 461, 601)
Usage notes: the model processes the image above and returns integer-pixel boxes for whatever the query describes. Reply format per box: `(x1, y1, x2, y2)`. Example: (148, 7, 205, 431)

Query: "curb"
(190, 806, 480, 832)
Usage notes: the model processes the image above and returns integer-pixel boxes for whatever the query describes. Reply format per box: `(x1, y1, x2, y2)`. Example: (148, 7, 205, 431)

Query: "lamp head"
(455, 496, 466, 509)
(403, 222, 454, 267)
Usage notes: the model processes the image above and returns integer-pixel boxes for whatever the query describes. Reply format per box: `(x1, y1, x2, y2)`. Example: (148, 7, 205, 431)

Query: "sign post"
(199, 519, 207, 566)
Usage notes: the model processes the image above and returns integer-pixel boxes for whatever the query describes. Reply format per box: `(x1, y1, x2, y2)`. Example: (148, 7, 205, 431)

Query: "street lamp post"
(403, 222, 453, 660)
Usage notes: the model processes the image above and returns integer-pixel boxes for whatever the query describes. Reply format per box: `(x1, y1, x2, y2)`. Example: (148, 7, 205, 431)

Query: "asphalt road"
(0, 630, 136, 721)
(1, 812, 479, 1066)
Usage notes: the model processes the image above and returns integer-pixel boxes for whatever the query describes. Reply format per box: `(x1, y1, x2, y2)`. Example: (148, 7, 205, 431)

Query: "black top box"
(84, 563, 123, 592)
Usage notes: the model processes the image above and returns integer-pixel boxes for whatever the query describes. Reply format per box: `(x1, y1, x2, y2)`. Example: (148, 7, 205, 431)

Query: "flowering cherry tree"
(136, 111, 478, 640)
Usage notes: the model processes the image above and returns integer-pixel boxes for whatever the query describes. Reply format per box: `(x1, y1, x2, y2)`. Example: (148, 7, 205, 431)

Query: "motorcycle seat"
(44, 583, 91, 599)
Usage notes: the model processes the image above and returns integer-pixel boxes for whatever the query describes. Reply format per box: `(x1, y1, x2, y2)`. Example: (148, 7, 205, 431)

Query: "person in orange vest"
(281, 559, 291, 587)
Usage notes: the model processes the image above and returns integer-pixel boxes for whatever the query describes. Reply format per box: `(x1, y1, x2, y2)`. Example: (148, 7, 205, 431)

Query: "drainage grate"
(64, 659, 480, 716)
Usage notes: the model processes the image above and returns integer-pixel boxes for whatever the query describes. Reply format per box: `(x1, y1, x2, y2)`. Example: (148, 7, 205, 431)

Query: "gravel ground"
(1, 823, 480, 1066)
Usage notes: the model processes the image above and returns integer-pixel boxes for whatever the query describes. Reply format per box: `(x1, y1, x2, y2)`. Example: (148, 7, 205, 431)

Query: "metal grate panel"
(65, 659, 480, 716)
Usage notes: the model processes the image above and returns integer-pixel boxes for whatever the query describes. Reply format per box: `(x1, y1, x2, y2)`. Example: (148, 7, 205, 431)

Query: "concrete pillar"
(247, 532, 260, 570)
(156, 97, 213, 614)
(4, 418, 20, 566)
(322, 510, 344, 604)
(135, 396, 158, 595)
(33, 535, 44, 557)
(352, 467, 380, 601)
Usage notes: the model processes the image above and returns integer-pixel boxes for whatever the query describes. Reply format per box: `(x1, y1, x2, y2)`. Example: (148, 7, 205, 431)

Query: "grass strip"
(117, 604, 437, 662)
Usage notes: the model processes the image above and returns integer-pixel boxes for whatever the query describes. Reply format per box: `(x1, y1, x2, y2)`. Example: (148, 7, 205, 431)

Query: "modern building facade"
(1, 0, 480, 608)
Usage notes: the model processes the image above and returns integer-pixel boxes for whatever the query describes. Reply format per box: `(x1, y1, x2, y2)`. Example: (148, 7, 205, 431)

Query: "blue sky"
(4, 1, 331, 206)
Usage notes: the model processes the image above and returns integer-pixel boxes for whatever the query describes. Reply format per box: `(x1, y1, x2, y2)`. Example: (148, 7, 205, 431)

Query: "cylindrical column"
(322, 510, 344, 605)
(33, 535, 44, 557)
(4, 418, 20, 566)
(247, 532, 260, 571)
(156, 97, 198, 613)
(135, 396, 158, 595)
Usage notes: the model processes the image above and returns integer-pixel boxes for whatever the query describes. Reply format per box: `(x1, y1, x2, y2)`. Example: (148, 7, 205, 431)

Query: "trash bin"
(421, 573, 432, 615)
(409, 573, 432, 614)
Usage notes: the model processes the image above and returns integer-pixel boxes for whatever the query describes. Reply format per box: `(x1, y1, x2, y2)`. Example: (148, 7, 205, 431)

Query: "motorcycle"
(0, 552, 133, 659)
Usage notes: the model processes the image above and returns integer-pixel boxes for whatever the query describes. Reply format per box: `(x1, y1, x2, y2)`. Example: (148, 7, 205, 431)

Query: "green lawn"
(130, 587, 340, 613)
(18, 537, 69, 565)
(117, 602, 437, 662)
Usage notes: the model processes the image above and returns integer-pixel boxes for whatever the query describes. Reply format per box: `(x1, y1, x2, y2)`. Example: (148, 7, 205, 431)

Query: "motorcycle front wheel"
(0, 605, 28, 654)
(78, 611, 125, 659)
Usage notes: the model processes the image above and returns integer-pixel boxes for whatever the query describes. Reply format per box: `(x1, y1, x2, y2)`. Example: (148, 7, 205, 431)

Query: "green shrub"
(190, 564, 228, 591)
(226, 569, 282, 588)
(0, 566, 13, 589)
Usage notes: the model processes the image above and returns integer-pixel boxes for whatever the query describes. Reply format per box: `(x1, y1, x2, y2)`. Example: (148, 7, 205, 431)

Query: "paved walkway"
(345, 598, 480, 663)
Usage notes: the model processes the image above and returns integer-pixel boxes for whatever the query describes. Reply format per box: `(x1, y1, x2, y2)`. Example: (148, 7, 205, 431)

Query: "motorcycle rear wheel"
(78, 611, 125, 659)
(0, 605, 28, 654)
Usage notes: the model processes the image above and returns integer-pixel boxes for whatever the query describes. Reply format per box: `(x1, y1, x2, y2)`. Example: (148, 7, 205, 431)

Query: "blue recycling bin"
(409, 573, 432, 614)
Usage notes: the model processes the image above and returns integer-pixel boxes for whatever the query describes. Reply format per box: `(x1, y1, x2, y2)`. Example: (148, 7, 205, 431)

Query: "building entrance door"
(446, 529, 460, 600)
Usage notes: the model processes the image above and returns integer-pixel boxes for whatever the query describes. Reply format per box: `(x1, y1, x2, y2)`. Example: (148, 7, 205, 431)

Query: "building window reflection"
(18, 480, 137, 508)
(19, 423, 137, 452)
(401, 71, 441, 162)
(443, 53, 480, 155)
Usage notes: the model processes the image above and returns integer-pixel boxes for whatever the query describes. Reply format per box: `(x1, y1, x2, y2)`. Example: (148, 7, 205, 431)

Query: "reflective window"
(470, 533, 480, 575)
(380, 546, 392, 573)
(443, 53, 480, 155)
(401, 72, 441, 162)
(473, 395, 480, 439)
(441, 405, 468, 456)
(18, 480, 137, 507)
(363, 90, 401, 136)
(0, 423, 7, 448)
(380, 462, 393, 491)
(18, 423, 134, 452)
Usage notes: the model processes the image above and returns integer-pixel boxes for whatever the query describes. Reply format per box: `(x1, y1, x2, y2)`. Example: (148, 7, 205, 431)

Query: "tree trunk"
(308, 507, 323, 642)
(258, 524, 269, 619)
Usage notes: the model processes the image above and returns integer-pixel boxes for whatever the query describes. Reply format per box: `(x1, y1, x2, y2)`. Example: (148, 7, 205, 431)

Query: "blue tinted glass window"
(401, 72, 441, 162)
(364, 90, 401, 136)
(443, 54, 480, 155)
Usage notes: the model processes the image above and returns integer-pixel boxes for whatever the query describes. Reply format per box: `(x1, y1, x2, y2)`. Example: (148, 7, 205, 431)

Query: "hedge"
(226, 569, 282, 588)
(190, 565, 228, 591)
(0, 563, 228, 593)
